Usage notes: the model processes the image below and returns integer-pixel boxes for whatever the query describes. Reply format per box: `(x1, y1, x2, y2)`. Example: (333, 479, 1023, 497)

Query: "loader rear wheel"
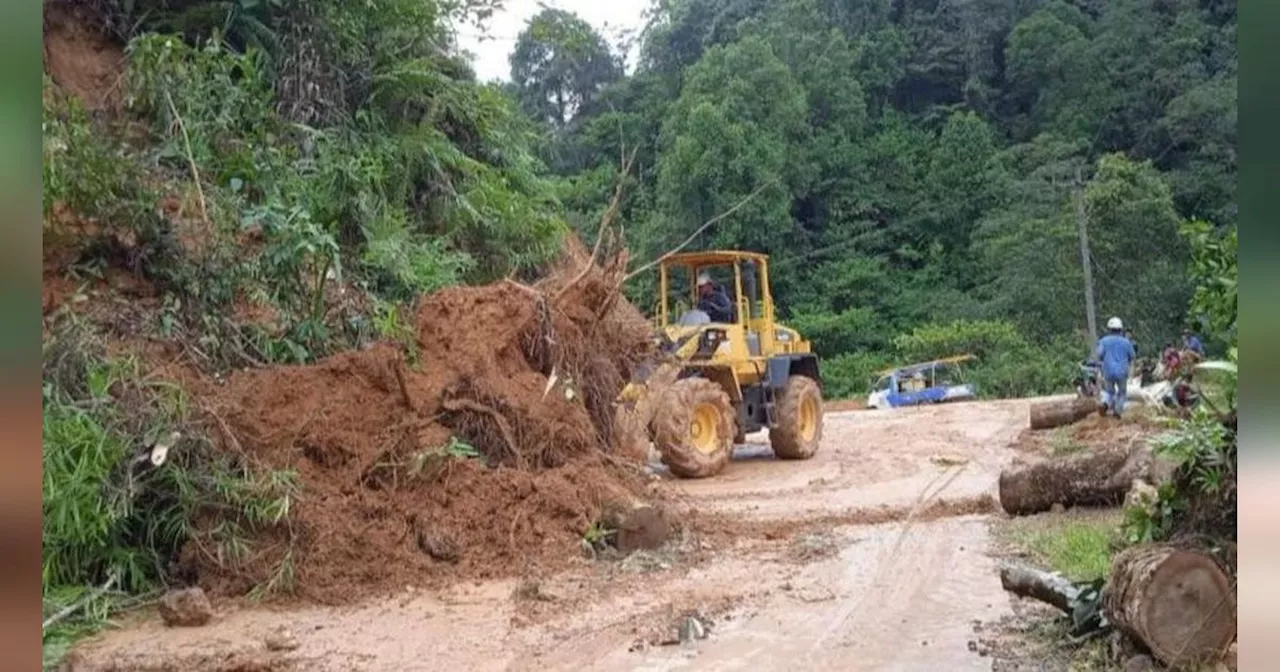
(652, 378, 734, 479)
(770, 376, 823, 460)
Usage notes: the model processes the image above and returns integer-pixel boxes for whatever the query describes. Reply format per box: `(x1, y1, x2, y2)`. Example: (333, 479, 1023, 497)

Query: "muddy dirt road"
(74, 398, 1041, 672)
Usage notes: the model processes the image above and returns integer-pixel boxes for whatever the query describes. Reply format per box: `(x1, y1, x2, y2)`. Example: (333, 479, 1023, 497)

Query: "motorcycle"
(1075, 360, 1102, 399)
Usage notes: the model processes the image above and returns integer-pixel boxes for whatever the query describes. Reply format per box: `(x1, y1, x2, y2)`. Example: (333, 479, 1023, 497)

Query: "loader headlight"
(695, 329, 727, 358)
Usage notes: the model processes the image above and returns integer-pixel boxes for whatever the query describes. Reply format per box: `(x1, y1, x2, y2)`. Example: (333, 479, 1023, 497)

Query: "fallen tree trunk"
(999, 563, 1080, 614)
(1102, 544, 1236, 667)
(998, 447, 1132, 515)
(1029, 397, 1100, 430)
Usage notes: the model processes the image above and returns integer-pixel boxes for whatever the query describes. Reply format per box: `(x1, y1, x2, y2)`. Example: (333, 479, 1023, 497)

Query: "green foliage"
(1025, 523, 1114, 582)
(41, 319, 297, 658)
(655, 35, 806, 252)
(527, 0, 1232, 393)
(892, 319, 1076, 399)
(581, 519, 617, 557)
(1000, 512, 1122, 583)
(1121, 237, 1237, 549)
(1123, 407, 1235, 545)
(1182, 219, 1237, 347)
(76, 19, 564, 368)
(893, 319, 1025, 361)
(821, 351, 892, 399)
(42, 83, 169, 256)
(125, 34, 275, 183)
(788, 307, 887, 358)
(1156, 410, 1233, 499)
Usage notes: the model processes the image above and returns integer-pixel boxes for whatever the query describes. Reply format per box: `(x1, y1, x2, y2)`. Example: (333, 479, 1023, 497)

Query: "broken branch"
(999, 563, 1080, 614)
(623, 178, 778, 283)
(554, 146, 639, 304)
(163, 90, 209, 226)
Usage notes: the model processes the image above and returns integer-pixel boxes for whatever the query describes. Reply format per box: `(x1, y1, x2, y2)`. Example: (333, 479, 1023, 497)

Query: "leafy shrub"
(125, 34, 276, 186)
(42, 319, 298, 651)
(1182, 219, 1236, 351)
(893, 318, 1027, 361)
(892, 319, 1076, 399)
(821, 351, 893, 399)
(42, 82, 168, 250)
(788, 307, 891, 358)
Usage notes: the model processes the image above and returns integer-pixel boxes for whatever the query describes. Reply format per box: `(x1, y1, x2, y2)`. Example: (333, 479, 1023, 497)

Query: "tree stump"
(1102, 544, 1236, 667)
(603, 502, 671, 553)
(1029, 397, 1100, 430)
(998, 447, 1132, 515)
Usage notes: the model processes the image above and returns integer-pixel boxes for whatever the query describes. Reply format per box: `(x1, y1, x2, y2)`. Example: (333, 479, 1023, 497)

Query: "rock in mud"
(159, 587, 213, 627)
(678, 615, 707, 644)
(264, 627, 300, 652)
(606, 502, 670, 553)
(414, 523, 460, 563)
(1122, 654, 1157, 672)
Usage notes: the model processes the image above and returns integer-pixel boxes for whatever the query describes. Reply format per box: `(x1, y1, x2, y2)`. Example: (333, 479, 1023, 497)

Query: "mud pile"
(193, 240, 663, 601)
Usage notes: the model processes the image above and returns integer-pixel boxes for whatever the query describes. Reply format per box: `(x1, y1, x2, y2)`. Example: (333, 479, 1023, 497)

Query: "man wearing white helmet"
(696, 271, 734, 323)
(1096, 316, 1136, 418)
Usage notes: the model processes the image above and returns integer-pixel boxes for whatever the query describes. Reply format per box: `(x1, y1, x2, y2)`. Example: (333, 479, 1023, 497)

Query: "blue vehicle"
(866, 355, 978, 410)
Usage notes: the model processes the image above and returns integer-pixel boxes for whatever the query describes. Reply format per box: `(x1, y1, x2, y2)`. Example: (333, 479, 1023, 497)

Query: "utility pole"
(1075, 165, 1098, 354)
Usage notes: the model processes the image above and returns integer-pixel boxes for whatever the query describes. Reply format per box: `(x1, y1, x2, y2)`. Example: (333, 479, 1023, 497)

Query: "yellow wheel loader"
(618, 251, 824, 479)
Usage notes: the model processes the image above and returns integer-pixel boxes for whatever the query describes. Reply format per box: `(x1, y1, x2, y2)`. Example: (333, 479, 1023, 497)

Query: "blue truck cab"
(866, 355, 978, 410)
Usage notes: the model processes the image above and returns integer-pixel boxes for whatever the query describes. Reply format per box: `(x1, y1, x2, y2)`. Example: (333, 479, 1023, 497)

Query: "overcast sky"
(454, 0, 652, 83)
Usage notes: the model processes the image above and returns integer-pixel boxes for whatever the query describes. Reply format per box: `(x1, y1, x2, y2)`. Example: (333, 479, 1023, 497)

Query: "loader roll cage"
(657, 250, 775, 330)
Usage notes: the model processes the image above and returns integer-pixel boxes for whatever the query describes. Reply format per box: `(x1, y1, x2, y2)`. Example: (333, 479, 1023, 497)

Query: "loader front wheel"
(770, 376, 823, 460)
(653, 378, 734, 479)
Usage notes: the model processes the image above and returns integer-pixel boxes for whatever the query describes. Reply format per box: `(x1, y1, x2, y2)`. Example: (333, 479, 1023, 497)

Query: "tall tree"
(509, 9, 622, 129)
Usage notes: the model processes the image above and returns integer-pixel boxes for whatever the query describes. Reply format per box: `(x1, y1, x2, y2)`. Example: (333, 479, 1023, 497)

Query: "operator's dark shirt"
(697, 285, 735, 323)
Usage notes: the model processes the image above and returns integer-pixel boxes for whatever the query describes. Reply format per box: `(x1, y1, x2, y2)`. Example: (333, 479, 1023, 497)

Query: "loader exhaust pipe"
(742, 260, 759, 320)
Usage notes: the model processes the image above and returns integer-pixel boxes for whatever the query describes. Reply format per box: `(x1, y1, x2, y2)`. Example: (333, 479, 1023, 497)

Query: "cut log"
(1104, 442, 1178, 491)
(1103, 544, 1236, 667)
(999, 447, 1133, 515)
(603, 502, 671, 553)
(999, 563, 1080, 614)
(1030, 397, 1100, 430)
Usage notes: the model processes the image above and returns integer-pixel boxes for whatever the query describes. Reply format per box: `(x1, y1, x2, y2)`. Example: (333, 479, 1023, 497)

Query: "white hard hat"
(696, 272, 712, 286)
(1106, 316, 1123, 330)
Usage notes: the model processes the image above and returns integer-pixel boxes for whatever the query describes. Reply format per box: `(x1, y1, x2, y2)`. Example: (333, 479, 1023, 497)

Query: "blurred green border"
(4, 1, 40, 371)
(1238, 0, 1273, 455)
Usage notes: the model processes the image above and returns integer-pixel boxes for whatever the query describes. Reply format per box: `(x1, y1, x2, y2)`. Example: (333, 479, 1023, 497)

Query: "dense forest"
(43, 0, 1237, 398)
(507, 0, 1237, 395)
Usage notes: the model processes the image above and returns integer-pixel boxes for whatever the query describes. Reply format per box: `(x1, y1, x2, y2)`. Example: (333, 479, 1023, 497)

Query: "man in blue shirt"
(1096, 317, 1136, 418)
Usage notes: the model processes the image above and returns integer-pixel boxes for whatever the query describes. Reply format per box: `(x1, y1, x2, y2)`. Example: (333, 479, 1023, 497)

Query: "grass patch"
(41, 316, 298, 668)
(1048, 428, 1086, 456)
(998, 510, 1122, 582)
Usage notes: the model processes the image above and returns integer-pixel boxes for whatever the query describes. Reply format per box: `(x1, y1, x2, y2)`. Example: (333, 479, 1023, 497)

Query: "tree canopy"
(511, 0, 1236, 378)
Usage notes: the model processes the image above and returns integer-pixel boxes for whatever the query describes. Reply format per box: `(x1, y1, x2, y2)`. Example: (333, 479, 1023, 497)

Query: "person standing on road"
(1096, 317, 1136, 418)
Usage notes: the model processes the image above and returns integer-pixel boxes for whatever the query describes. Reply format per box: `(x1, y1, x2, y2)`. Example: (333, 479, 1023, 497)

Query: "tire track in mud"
(608, 400, 1031, 670)
(802, 463, 972, 659)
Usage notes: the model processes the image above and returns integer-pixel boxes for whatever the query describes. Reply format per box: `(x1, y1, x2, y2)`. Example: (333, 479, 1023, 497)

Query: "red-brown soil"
(179, 241, 662, 602)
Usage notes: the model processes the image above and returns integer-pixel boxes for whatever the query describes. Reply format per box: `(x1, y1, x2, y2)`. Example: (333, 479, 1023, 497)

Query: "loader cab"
(657, 251, 776, 357)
